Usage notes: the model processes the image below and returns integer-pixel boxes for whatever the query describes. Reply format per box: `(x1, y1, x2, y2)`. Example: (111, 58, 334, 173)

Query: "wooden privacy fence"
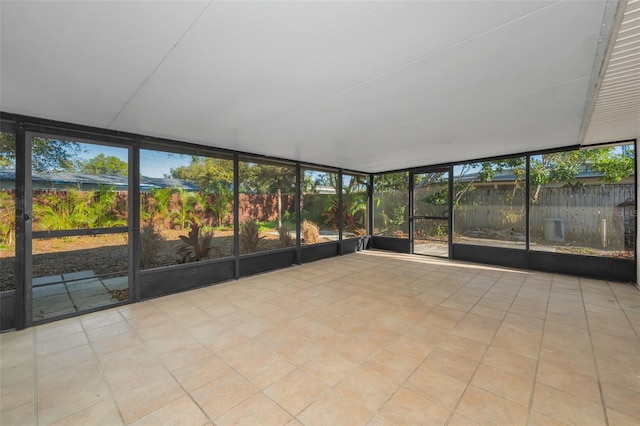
(454, 184, 635, 248)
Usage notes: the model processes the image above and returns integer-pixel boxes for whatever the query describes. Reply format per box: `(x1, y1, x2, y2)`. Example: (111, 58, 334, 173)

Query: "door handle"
(24, 213, 31, 221)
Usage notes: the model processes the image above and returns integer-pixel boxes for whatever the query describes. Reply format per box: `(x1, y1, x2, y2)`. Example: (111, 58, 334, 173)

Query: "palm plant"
(149, 187, 174, 224)
(33, 188, 91, 230)
(86, 185, 126, 228)
(0, 192, 15, 245)
(176, 222, 215, 263)
(171, 189, 197, 230)
(240, 219, 265, 253)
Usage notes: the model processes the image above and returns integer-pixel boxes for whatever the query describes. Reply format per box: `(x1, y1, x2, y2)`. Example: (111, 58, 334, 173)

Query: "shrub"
(176, 222, 215, 263)
(140, 223, 166, 269)
(302, 219, 319, 244)
(240, 219, 265, 253)
(278, 223, 293, 248)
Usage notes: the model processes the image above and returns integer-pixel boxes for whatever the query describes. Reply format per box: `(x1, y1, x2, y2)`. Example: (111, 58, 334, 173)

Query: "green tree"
(0, 133, 80, 172)
(530, 146, 635, 203)
(77, 154, 127, 176)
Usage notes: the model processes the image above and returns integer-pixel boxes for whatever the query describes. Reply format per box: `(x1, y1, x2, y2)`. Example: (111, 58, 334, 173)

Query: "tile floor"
(1, 250, 639, 425)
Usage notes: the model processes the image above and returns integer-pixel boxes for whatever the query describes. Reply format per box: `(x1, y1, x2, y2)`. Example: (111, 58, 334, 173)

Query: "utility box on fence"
(543, 218, 565, 242)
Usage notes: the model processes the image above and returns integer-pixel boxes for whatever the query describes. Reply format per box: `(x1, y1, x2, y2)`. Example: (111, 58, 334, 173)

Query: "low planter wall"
(1, 290, 16, 332)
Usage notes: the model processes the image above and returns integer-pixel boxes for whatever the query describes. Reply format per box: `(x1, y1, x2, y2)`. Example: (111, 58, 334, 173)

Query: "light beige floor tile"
(335, 366, 399, 412)
(80, 311, 125, 331)
(531, 383, 606, 425)
(448, 413, 479, 426)
(85, 321, 132, 343)
(236, 352, 297, 389)
(171, 354, 232, 392)
(0, 379, 34, 412)
(273, 338, 324, 366)
(491, 322, 542, 359)
(214, 392, 291, 426)
(157, 341, 213, 371)
(536, 361, 601, 403)
(113, 374, 184, 423)
(201, 329, 247, 353)
(264, 370, 329, 416)
(297, 389, 373, 426)
(37, 359, 103, 399)
(34, 321, 83, 342)
(404, 364, 466, 408)
(362, 348, 425, 384)
(89, 331, 144, 357)
(437, 333, 488, 361)
(606, 407, 640, 426)
(37, 376, 111, 425)
(457, 385, 528, 425)
(422, 348, 478, 382)
(49, 399, 122, 426)
(601, 382, 640, 419)
(190, 370, 258, 420)
(470, 363, 533, 406)
(35, 331, 88, 357)
(377, 387, 451, 425)
(527, 411, 571, 426)
(36, 344, 95, 377)
(0, 400, 36, 426)
(301, 351, 359, 386)
(129, 395, 208, 426)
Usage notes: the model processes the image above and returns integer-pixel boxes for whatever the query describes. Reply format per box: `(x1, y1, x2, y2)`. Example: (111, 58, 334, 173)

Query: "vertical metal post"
(295, 163, 301, 264)
(233, 153, 240, 278)
(525, 155, 531, 253)
(408, 171, 415, 255)
(21, 129, 33, 328)
(368, 173, 374, 240)
(12, 122, 26, 329)
(338, 170, 343, 255)
(447, 166, 454, 259)
(129, 142, 140, 302)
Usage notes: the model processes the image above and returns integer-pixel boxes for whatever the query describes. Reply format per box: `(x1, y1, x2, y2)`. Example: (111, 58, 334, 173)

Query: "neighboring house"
(0, 169, 199, 191)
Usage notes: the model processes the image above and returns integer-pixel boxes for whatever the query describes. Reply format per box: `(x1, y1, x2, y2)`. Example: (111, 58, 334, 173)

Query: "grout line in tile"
(579, 278, 611, 426)
(524, 274, 553, 426)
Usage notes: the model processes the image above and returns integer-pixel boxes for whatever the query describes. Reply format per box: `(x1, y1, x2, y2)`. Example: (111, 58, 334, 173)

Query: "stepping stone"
(33, 293, 72, 306)
(33, 283, 66, 297)
(33, 275, 63, 287)
(62, 270, 96, 281)
(66, 278, 103, 292)
(102, 276, 128, 291)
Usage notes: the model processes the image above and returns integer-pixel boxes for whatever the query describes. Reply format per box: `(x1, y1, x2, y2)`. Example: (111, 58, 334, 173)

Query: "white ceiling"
(0, 1, 623, 173)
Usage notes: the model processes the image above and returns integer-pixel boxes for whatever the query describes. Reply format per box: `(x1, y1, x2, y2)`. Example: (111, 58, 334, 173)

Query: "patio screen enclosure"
(0, 114, 636, 330)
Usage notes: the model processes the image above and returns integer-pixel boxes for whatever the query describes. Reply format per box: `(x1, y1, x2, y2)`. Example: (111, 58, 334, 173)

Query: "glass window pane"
(453, 158, 526, 249)
(31, 138, 129, 231)
(239, 159, 297, 253)
(140, 149, 234, 269)
(342, 174, 369, 238)
(529, 144, 635, 258)
(301, 169, 339, 244)
(373, 172, 409, 237)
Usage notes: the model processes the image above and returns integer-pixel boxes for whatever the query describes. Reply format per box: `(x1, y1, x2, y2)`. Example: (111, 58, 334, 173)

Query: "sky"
(79, 144, 191, 178)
